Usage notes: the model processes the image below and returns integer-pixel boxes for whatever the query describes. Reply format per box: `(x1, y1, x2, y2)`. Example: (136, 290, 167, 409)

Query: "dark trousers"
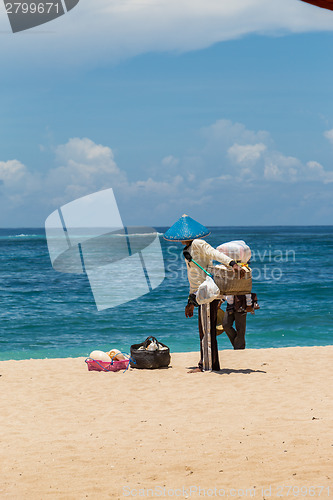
(223, 310, 247, 350)
(198, 299, 220, 371)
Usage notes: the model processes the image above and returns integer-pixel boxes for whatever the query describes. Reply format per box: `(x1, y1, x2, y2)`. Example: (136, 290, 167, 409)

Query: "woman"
(164, 214, 242, 372)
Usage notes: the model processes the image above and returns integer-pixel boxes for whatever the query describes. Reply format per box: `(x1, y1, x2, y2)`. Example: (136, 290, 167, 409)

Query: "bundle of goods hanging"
(210, 240, 252, 295)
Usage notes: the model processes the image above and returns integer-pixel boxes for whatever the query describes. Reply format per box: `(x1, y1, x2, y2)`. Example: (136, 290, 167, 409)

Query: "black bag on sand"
(130, 336, 171, 369)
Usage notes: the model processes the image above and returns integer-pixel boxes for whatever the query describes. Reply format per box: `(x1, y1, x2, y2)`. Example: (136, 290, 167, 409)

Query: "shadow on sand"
(186, 366, 267, 375)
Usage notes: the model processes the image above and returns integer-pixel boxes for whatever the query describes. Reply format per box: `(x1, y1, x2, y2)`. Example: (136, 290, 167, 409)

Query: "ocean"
(0, 226, 332, 361)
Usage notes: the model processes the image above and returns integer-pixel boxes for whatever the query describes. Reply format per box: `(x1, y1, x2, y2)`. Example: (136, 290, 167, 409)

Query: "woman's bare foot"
(187, 367, 203, 373)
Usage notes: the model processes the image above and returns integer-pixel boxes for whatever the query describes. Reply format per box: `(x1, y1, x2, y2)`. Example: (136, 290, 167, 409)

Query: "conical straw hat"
(163, 214, 210, 241)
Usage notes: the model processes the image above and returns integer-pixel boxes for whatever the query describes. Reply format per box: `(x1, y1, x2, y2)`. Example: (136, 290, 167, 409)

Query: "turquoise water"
(0, 227, 332, 361)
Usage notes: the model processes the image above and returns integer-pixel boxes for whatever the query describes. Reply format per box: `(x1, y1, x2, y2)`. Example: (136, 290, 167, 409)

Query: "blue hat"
(163, 214, 210, 241)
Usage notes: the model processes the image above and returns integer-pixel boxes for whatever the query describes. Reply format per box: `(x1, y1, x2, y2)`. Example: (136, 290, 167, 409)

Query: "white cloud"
(42, 138, 127, 206)
(161, 155, 180, 168)
(1, 121, 333, 225)
(56, 138, 117, 166)
(324, 129, 333, 144)
(201, 119, 270, 151)
(199, 120, 333, 184)
(135, 174, 183, 192)
(1, 0, 333, 67)
(228, 143, 266, 165)
(306, 160, 333, 183)
(264, 153, 301, 182)
(0, 160, 27, 186)
(0, 139, 127, 214)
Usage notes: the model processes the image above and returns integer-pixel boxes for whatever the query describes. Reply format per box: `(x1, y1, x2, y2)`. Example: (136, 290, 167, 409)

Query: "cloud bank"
(1, 118, 333, 226)
(1, 0, 333, 66)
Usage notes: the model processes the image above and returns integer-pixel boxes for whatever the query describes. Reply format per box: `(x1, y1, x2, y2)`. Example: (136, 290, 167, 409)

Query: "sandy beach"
(1, 346, 332, 499)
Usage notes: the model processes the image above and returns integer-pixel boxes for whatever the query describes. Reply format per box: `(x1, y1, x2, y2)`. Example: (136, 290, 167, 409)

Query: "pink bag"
(85, 356, 130, 372)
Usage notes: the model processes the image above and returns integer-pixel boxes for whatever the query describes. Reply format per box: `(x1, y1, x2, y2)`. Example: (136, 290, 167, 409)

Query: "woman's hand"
(185, 303, 194, 318)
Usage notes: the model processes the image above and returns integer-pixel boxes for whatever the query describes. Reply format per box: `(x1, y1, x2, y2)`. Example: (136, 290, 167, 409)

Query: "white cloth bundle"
(216, 240, 251, 263)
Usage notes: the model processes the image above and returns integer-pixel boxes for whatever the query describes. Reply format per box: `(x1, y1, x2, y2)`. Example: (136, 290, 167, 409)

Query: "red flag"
(300, 0, 333, 10)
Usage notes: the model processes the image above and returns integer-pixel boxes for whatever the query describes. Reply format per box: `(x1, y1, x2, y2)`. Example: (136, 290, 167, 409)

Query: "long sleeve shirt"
(185, 239, 233, 294)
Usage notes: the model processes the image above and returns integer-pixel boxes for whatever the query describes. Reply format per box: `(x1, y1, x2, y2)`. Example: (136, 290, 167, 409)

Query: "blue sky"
(1, 0, 333, 226)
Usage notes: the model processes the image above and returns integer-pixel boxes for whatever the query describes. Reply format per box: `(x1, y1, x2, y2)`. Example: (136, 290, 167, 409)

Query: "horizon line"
(0, 224, 333, 229)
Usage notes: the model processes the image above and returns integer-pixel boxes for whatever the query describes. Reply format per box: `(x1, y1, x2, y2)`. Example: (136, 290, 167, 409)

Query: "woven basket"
(208, 264, 252, 295)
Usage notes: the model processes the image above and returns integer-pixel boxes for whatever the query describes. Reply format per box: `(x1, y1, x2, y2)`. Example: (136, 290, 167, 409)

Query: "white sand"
(0, 346, 332, 499)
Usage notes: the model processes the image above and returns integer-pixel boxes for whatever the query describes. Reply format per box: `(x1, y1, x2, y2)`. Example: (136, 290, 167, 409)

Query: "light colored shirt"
(185, 239, 233, 294)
